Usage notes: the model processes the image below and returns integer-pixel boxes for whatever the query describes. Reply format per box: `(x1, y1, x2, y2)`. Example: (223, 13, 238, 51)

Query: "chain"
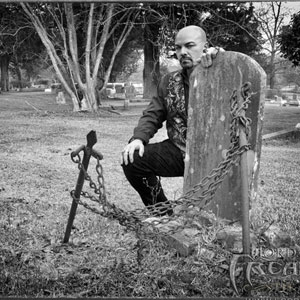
(70, 82, 253, 237)
(143, 176, 162, 205)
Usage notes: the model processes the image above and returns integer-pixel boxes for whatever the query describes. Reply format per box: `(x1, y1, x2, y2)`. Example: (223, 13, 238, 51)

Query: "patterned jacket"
(132, 69, 190, 152)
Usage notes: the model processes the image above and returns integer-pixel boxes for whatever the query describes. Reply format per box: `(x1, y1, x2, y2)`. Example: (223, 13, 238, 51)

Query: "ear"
(203, 42, 209, 53)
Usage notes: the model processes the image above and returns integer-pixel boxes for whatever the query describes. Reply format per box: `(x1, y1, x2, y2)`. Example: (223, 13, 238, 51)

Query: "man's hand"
(197, 47, 225, 68)
(122, 139, 144, 165)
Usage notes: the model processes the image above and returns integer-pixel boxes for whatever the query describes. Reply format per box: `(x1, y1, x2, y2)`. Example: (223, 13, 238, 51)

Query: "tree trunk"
(143, 24, 160, 99)
(269, 68, 275, 89)
(15, 66, 23, 90)
(83, 83, 97, 111)
(70, 93, 81, 112)
(0, 54, 10, 92)
(269, 61, 276, 89)
(269, 52, 276, 89)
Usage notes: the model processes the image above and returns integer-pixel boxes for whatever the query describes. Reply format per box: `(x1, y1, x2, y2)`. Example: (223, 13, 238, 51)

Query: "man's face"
(175, 29, 207, 69)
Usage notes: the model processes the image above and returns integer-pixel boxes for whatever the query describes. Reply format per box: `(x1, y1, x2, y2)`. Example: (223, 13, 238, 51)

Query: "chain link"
(70, 82, 253, 237)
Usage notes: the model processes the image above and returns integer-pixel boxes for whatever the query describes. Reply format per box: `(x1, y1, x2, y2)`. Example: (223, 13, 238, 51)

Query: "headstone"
(125, 84, 136, 100)
(81, 97, 89, 111)
(124, 99, 130, 110)
(56, 91, 66, 104)
(184, 51, 266, 222)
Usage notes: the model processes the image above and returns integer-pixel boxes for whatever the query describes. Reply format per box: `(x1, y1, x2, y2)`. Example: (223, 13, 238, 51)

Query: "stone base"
(143, 211, 223, 257)
(143, 217, 199, 256)
(216, 225, 258, 253)
(162, 227, 200, 257)
(143, 214, 296, 257)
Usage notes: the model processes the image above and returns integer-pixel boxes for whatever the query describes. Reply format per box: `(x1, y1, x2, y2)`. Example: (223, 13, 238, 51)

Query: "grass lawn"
(262, 103, 300, 134)
(0, 91, 300, 297)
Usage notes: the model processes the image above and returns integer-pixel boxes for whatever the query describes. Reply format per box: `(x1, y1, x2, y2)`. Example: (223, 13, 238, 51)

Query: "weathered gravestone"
(145, 52, 266, 256)
(184, 51, 266, 222)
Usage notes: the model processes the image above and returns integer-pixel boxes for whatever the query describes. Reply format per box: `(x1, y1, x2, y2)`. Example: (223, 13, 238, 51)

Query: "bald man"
(121, 26, 221, 216)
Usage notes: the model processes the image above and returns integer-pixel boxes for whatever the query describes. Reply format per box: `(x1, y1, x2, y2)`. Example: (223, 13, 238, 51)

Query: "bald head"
(176, 26, 207, 43)
(175, 26, 207, 70)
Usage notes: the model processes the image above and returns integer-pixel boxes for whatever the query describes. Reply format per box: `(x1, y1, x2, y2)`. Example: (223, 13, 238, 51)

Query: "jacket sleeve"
(131, 75, 169, 145)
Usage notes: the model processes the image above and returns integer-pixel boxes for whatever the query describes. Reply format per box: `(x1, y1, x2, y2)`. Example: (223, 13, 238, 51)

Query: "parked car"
(280, 99, 287, 106)
(283, 99, 300, 107)
(51, 82, 62, 91)
(132, 83, 143, 95)
(114, 83, 126, 99)
(105, 83, 116, 98)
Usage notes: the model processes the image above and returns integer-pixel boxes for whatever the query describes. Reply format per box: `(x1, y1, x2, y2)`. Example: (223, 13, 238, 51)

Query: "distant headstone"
(184, 51, 266, 222)
(124, 99, 130, 110)
(81, 97, 88, 111)
(125, 84, 136, 100)
(56, 91, 66, 104)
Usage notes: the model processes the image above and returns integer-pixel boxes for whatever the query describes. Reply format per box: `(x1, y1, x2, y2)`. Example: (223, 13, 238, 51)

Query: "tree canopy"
(1, 2, 298, 110)
(253, 2, 290, 89)
(0, 4, 44, 90)
(278, 12, 300, 66)
(154, 2, 261, 58)
(140, 2, 262, 97)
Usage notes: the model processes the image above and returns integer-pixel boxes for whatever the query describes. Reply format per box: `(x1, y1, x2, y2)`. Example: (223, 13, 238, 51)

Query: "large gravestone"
(184, 51, 266, 222)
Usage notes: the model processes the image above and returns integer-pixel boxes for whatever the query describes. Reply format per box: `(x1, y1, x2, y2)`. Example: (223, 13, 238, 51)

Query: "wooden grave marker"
(184, 51, 266, 222)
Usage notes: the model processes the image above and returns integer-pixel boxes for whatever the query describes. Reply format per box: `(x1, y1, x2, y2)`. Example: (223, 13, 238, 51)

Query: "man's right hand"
(122, 139, 144, 165)
(199, 47, 225, 68)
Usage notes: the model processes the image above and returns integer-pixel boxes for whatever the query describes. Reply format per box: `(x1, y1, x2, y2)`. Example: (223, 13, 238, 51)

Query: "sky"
(242, 1, 300, 31)
(261, 1, 300, 24)
(284, 1, 300, 22)
(285, 0, 300, 11)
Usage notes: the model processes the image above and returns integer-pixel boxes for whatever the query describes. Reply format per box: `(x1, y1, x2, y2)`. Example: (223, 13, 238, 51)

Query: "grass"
(262, 103, 300, 134)
(0, 91, 300, 297)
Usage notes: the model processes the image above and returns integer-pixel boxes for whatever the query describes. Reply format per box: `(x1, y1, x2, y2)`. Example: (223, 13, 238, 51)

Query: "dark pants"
(121, 139, 184, 216)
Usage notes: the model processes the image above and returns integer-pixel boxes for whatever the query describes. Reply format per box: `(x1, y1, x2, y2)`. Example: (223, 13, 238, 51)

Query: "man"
(121, 25, 221, 216)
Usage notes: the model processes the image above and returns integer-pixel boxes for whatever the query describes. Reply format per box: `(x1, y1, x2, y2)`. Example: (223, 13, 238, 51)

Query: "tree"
(143, 20, 161, 98)
(0, 53, 10, 91)
(275, 60, 300, 87)
(0, 4, 15, 91)
(278, 12, 300, 67)
(103, 26, 143, 82)
(0, 3, 53, 91)
(0, 4, 41, 91)
(13, 50, 50, 85)
(9, 33, 46, 89)
(200, 2, 261, 55)
(20, 3, 141, 112)
(141, 3, 262, 98)
(254, 2, 290, 88)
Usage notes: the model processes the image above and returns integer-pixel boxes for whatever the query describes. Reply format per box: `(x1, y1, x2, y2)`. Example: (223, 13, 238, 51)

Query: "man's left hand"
(198, 47, 225, 68)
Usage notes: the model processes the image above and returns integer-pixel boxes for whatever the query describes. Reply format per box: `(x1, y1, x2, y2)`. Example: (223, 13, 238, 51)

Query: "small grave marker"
(56, 91, 66, 104)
